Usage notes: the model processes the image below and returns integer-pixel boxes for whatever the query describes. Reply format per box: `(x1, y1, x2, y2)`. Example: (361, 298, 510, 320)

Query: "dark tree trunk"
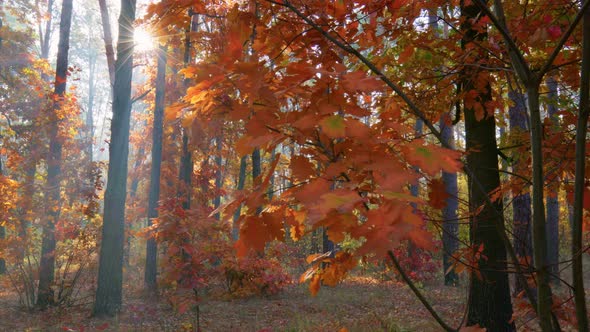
(440, 114, 459, 286)
(232, 156, 247, 240)
(545, 76, 560, 286)
(267, 148, 276, 200)
(572, 7, 590, 331)
(94, 0, 136, 317)
(252, 148, 262, 215)
(145, 45, 167, 293)
(37, 0, 73, 308)
(508, 89, 533, 294)
(98, 0, 115, 87)
(252, 148, 261, 182)
(408, 119, 422, 264)
(178, 13, 197, 210)
(213, 136, 223, 220)
(410, 120, 423, 201)
(461, 1, 514, 330)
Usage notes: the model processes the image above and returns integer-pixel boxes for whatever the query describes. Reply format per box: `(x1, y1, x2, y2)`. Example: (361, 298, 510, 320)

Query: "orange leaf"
(341, 71, 383, 93)
(398, 46, 414, 63)
(235, 213, 284, 257)
(429, 178, 449, 209)
(320, 189, 362, 212)
(403, 140, 462, 175)
(288, 209, 307, 241)
(309, 274, 321, 296)
(291, 155, 316, 182)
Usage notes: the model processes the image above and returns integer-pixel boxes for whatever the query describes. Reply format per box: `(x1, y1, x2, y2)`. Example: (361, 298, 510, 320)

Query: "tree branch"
(472, 0, 531, 82)
(539, 0, 590, 77)
(131, 89, 152, 104)
(387, 251, 457, 332)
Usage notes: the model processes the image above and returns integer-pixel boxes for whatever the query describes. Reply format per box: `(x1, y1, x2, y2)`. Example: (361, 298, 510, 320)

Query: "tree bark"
(37, 0, 74, 309)
(178, 12, 197, 211)
(408, 119, 422, 265)
(125, 146, 144, 267)
(144, 45, 167, 293)
(232, 156, 247, 240)
(461, 1, 514, 330)
(39, 0, 54, 60)
(98, 0, 115, 87)
(508, 89, 533, 294)
(572, 7, 590, 331)
(527, 84, 554, 332)
(94, 0, 136, 317)
(213, 136, 223, 220)
(87, 52, 96, 163)
(545, 76, 560, 286)
(440, 114, 459, 286)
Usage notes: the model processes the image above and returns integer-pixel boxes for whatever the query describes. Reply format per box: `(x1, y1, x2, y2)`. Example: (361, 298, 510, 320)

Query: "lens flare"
(134, 26, 154, 52)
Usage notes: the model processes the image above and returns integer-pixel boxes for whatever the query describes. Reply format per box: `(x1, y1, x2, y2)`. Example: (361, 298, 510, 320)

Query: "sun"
(134, 26, 154, 53)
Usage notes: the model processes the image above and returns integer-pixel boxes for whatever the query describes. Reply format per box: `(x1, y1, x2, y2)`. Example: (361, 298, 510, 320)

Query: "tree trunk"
(18, 164, 36, 262)
(87, 52, 96, 163)
(267, 148, 276, 200)
(178, 13, 197, 210)
(39, 0, 54, 60)
(252, 148, 261, 182)
(461, 1, 514, 330)
(125, 146, 144, 267)
(545, 76, 560, 286)
(429, 9, 460, 287)
(144, 45, 167, 293)
(508, 89, 533, 294)
(94, 0, 136, 317)
(527, 84, 554, 331)
(232, 156, 247, 240)
(37, 0, 74, 309)
(440, 114, 459, 286)
(213, 136, 223, 220)
(98, 0, 115, 87)
(408, 119, 422, 265)
(572, 7, 590, 331)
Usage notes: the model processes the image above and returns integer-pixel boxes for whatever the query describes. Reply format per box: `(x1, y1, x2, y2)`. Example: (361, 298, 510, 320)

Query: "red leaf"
(429, 179, 449, 209)
(96, 323, 109, 331)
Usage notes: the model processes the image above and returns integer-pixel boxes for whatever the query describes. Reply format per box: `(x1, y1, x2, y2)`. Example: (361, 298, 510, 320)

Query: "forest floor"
(0, 273, 569, 332)
(0, 276, 462, 332)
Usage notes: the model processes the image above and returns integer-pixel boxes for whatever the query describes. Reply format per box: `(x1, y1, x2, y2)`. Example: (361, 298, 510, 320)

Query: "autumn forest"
(2, 0, 590, 331)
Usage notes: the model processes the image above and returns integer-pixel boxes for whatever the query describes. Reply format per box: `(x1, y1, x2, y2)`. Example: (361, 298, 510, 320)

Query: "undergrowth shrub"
(154, 198, 291, 314)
